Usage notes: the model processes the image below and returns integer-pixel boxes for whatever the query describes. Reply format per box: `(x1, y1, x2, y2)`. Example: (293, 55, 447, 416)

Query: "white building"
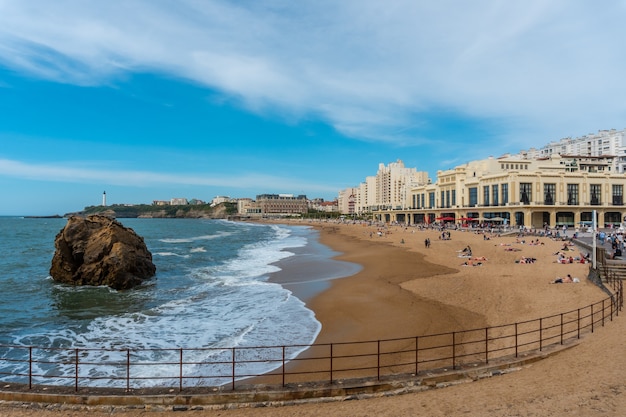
(337, 187, 358, 215)
(518, 128, 626, 173)
(170, 198, 188, 205)
(375, 160, 429, 210)
(338, 161, 428, 216)
(211, 196, 232, 206)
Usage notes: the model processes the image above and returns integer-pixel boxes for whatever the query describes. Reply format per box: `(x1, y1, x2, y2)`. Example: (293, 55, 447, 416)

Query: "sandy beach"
(2, 221, 626, 416)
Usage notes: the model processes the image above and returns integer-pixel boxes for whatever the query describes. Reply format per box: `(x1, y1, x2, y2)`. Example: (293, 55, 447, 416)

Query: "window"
(440, 191, 445, 208)
(492, 184, 499, 206)
(567, 184, 578, 205)
(469, 187, 478, 207)
(446, 190, 451, 208)
(501, 183, 509, 205)
(612, 184, 623, 205)
(483, 186, 490, 206)
(520, 183, 531, 204)
(544, 183, 556, 205)
(451, 190, 456, 206)
(429, 192, 435, 209)
(590, 184, 601, 205)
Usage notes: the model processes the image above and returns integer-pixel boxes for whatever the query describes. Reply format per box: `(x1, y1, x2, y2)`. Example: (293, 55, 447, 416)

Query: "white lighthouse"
(102, 191, 107, 206)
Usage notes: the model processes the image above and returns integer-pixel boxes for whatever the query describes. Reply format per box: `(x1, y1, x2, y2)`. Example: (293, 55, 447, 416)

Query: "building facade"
(255, 194, 308, 215)
(337, 188, 358, 215)
(375, 154, 626, 229)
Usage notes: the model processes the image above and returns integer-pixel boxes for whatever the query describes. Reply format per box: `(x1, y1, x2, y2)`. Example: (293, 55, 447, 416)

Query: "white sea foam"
(154, 252, 191, 258)
(159, 231, 232, 243)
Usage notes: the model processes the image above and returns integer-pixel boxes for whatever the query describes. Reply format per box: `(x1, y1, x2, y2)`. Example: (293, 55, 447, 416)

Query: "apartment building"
(518, 128, 626, 173)
(338, 160, 428, 215)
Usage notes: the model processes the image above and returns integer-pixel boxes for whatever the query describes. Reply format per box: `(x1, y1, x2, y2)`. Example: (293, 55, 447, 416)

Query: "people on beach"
(551, 274, 579, 284)
(612, 247, 622, 259)
(516, 256, 536, 264)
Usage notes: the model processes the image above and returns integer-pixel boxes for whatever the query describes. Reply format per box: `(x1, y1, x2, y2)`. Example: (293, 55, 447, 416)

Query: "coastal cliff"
(68, 202, 236, 219)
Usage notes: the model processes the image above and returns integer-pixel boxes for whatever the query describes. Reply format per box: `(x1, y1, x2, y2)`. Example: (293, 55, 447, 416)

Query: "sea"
(0, 217, 359, 387)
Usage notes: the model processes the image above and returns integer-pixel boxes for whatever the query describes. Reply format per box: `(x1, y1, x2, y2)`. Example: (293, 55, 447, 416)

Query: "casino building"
(374, 154, 626, 229)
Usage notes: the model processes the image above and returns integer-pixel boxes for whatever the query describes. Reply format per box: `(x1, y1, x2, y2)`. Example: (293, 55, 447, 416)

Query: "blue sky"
(1, 1, 626, 216)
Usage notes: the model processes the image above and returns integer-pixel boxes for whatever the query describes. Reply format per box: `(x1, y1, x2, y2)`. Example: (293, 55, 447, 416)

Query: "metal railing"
(0, 279, 622, 393)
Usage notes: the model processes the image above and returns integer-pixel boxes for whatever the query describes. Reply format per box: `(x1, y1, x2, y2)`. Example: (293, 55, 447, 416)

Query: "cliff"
(72, 202, 237, 219)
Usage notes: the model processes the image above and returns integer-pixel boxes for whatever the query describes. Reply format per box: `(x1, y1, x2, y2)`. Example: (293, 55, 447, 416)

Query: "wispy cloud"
(0, 158, 338, 193)
(1, 1, 625, 146)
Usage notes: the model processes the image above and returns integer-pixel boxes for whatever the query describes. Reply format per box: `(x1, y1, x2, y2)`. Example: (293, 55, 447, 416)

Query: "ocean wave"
(154, 252, 191, 258)
(159, 231, 233, 244)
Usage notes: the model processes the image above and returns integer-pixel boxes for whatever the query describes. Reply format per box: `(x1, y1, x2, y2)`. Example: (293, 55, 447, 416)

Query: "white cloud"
(0, 158, 338, 193)
(1, 1, 625, 146)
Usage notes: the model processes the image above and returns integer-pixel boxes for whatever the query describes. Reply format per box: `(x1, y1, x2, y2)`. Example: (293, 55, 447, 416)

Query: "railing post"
(577, 308, 581, 339)
(329, 344, 333, 384)
(282, 346, 286, 387)
(75, 348, 79, 392)
(515, 323, 519, 358)
(611, 297, 614, 322)
(231, 347, 236, 391)
(28, 346, 32, 390)
(126, 349, 130, 392)
(560, 313, 564, 345)
(485, 327, 489, 364)
(377, 340, 381, 380)
(415, 336, 419, 375)
(591, 304, 594, 333)
(179, 348, 183, 392)
(452, 332, 456, 370)
(539, 318, 543, 352)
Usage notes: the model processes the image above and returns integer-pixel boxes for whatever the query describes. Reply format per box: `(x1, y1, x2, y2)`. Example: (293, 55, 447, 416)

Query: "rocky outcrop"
(50, 215, 156, 290)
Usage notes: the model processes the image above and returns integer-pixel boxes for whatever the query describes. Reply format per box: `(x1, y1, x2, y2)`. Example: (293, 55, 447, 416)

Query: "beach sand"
(2, 222, 626, 417)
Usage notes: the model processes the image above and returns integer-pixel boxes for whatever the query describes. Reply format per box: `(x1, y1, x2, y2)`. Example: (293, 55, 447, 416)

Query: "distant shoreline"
(23, 215, 63, 219)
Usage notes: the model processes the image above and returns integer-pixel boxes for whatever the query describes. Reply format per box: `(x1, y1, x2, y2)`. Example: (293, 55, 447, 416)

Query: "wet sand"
(3, 222, 626, 416)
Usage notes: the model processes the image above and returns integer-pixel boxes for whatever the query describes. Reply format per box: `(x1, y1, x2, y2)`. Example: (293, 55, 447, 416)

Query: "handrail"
(0, 280, 622, 393)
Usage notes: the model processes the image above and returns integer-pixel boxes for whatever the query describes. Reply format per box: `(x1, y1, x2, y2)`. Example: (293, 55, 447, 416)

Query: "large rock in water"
(50, 215, 156, 290)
